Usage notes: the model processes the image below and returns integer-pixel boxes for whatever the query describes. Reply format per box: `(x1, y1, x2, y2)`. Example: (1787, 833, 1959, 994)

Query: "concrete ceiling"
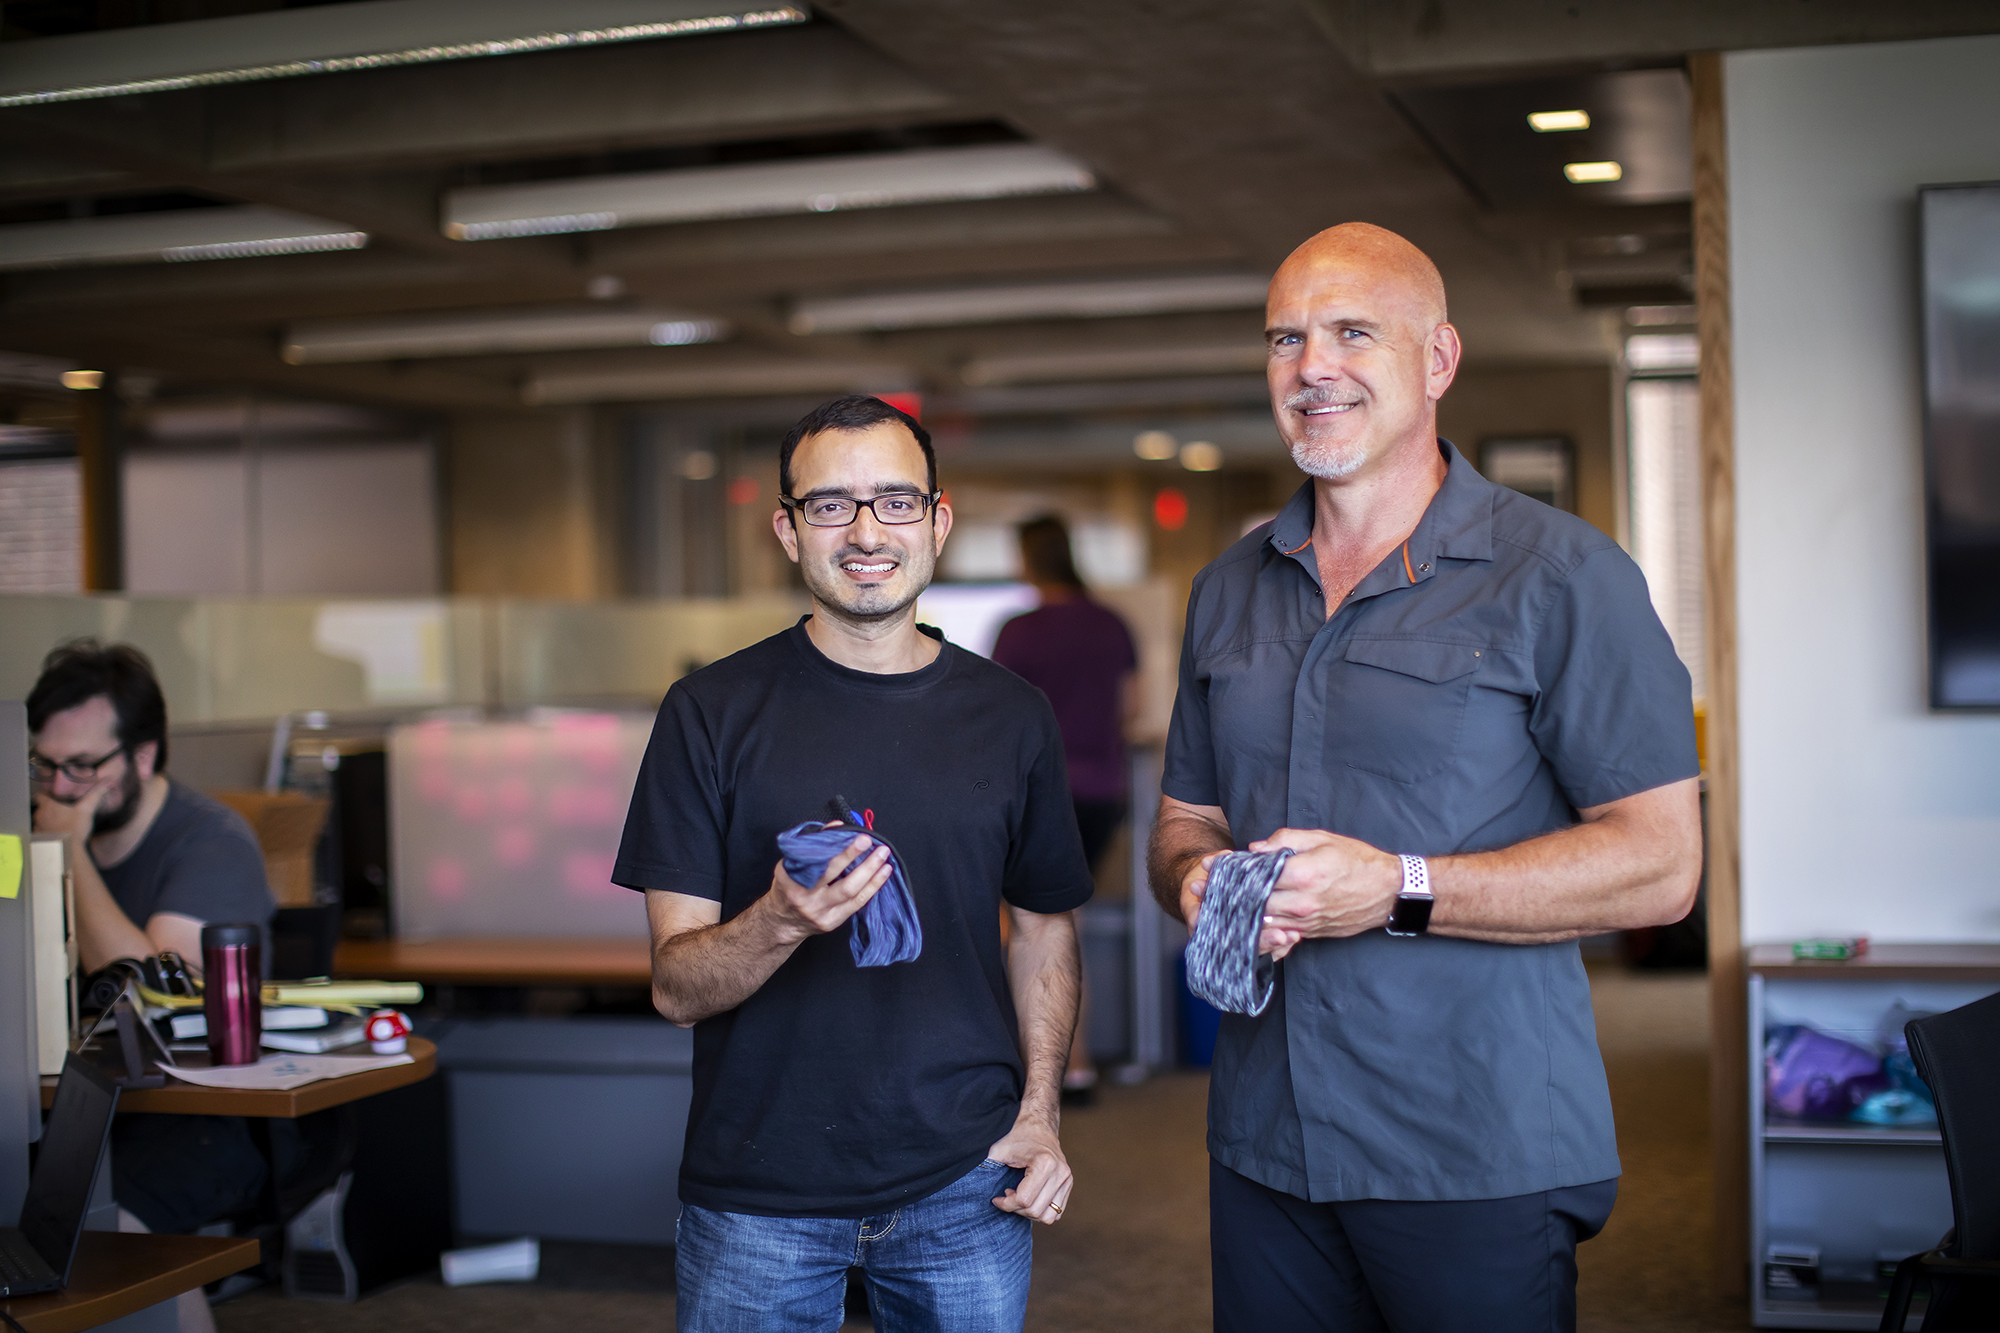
(1, 0, 1995, 418)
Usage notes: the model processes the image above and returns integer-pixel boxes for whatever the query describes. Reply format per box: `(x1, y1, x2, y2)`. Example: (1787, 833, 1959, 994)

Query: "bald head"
(1264, 222, 1461, 484)
(1271, 223, 1447, 332)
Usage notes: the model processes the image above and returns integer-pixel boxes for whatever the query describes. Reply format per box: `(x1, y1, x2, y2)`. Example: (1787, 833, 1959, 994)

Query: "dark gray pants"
(1210, 1159, 1617, 1333)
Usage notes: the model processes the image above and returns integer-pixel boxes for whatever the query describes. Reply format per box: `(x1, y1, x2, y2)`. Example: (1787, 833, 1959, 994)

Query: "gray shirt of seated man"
(97, 780, 274, 958)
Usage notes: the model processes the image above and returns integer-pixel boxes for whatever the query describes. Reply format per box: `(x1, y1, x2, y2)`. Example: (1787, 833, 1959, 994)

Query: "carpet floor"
(216, 966, 1749, 1331)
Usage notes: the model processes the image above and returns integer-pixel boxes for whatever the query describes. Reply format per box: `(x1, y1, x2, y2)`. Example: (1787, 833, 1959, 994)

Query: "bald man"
(1149, 223, 1702, 1332)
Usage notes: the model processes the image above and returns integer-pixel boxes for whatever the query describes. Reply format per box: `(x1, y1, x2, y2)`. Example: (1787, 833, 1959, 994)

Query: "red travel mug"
(202, 923, 262, 1066)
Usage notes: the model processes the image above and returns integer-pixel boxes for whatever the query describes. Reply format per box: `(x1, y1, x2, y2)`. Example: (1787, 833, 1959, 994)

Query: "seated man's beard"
(90, 764, 145, 836)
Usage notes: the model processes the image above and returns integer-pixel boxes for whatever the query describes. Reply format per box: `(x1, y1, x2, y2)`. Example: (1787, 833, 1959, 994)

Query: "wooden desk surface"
(0, 1232, 258, 1333)
(1749, 942, 2000, 981)
(336, 936, 652, 987)
(41, 1037, 436, 1117)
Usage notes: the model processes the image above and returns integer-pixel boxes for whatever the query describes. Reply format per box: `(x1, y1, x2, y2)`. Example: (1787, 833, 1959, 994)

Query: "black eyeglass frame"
(28, 745, 128, 786)
(779, 490, 943, 528)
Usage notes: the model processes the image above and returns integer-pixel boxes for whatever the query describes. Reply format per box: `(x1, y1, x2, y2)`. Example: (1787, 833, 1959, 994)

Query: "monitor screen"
(1920, 182, 2000, 708)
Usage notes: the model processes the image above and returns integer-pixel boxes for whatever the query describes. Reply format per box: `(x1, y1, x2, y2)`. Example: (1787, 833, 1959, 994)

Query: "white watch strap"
(1398, 853, 1432, 900)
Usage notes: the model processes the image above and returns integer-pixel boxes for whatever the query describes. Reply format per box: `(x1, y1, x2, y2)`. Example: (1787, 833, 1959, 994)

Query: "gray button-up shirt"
(1163, 442, 1698, 1203)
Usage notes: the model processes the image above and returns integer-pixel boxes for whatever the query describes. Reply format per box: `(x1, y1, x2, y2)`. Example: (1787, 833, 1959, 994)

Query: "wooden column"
(1691, 50, 1746, 1301)
(73, 379, 123, 591)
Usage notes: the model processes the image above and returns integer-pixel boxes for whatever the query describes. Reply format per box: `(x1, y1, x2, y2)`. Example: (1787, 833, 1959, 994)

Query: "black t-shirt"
(97, 780, 275, 940)
(612, 619, 1094, 1217)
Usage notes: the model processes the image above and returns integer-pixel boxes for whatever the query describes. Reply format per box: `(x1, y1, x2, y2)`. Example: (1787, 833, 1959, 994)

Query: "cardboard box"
(212, 790, 331, 908)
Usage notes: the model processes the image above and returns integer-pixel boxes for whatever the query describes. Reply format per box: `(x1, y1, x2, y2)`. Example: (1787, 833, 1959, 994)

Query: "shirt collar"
(1266, 439, 1498, 586)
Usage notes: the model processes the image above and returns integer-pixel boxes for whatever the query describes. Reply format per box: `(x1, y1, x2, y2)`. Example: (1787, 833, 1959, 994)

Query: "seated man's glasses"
(781, 491, 941, 528)
(29, 747, 125, 786)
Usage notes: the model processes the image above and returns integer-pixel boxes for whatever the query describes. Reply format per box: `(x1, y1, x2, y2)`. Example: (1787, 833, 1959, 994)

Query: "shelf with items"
(1746, 947, 2000, 1331)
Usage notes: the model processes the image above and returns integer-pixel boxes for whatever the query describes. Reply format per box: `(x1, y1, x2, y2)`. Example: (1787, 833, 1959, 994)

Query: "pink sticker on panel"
(562, 851, 619, 898)
(549, 784, 622, 827)
(428, 858, 468, 901)
(494, 826, 536, 867)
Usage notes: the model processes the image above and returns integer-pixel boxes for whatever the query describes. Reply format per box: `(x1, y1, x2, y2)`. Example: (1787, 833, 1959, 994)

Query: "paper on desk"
(164, 1051, 413, 1090)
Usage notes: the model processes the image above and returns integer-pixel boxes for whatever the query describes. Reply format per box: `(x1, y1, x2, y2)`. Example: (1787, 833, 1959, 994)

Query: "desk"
(335, 937, 651, 987)
(40, 1039, 438, 1118)
(0, 1233, 258, 1333)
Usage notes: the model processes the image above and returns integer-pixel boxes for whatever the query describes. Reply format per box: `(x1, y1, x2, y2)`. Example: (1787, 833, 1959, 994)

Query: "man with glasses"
(614, 395, 1092, 1332)
(27, 640, 276, 1269)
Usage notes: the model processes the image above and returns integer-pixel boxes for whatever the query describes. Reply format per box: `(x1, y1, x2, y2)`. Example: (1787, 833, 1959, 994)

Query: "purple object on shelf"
(1764, 1024, 1889, 1120)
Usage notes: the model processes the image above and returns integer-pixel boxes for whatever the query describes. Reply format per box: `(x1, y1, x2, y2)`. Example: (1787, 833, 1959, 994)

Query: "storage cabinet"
(1748, 944, 2000, 1329)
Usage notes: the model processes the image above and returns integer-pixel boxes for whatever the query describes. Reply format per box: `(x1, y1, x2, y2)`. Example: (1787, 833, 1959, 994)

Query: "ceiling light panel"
(0, 206, 365, 270)
(443, 144, 1094, 240)
(1563, 161, 1623, 184)
(1527, 110, 1590, 132)
(792, 273, 1268, 335)
(0, 0, 807, 107)
(282, 307, 729, 364)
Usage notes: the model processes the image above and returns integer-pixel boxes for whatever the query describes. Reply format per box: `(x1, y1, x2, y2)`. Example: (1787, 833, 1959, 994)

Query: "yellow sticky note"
(0, 834, 20, 900)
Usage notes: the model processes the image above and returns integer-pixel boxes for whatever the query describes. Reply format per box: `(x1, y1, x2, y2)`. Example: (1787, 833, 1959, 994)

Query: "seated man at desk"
(27, 640, 277, 1291)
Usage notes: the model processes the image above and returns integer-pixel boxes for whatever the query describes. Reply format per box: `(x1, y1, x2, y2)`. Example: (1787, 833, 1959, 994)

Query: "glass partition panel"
(389, 713, 654, 940)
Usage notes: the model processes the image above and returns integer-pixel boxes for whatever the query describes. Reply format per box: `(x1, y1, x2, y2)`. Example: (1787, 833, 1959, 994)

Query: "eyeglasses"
(28, 746, 125, 785)
(780, 491, 940, 528)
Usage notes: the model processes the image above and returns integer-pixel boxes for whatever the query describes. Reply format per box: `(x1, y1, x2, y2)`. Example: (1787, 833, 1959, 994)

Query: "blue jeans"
(675, 1157, 1033, 1333)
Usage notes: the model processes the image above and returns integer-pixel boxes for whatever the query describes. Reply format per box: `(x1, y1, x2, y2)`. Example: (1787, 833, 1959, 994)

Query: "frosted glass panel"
(390, 714, 653, 939)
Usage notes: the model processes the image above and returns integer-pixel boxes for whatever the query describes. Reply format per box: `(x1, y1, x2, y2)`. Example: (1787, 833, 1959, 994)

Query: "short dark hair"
(779, 395, 936, 498)
(26, 639, 170, 770)
(1018, 514, 1085, 590)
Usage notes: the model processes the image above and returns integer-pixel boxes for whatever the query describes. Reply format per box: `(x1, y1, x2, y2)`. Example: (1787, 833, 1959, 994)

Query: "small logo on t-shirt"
(973, 779, 991, 791)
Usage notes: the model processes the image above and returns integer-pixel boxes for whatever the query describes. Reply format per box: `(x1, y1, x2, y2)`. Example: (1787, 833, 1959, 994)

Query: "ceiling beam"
(200, 25, 969, 176)
(1298, 0, 2000, 78)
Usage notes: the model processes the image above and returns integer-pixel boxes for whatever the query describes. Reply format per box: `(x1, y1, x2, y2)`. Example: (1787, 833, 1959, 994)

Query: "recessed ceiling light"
(792, 273, 1268, 335)
(1563, 161, 1623, 184)
(60, 370, 103, 390)
(1528, 110, 1591, 133)
(1133, 430, 1177, 461)
(1180, 441, 1223, 472)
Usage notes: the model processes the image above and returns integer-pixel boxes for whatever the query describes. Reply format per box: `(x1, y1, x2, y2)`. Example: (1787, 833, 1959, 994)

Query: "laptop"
(0, 1054, 120, 1297)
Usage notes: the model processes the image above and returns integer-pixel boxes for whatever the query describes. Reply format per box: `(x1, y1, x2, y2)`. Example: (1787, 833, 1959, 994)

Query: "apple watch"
(1385, 853, 1433, 937)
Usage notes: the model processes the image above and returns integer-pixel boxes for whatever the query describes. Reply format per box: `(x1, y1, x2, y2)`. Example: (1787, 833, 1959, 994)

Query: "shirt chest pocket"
(1326, 637, 1485, 785)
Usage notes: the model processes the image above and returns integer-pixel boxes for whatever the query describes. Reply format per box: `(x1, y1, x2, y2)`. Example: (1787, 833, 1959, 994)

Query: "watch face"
(1386, 894, 1434, 937)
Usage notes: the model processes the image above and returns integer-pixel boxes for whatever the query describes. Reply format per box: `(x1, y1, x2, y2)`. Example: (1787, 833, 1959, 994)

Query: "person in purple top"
(992, 514, 1139, 1099)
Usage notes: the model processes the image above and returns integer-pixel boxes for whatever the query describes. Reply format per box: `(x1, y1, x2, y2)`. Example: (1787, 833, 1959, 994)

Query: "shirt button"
(1419, 562, 1431, 573)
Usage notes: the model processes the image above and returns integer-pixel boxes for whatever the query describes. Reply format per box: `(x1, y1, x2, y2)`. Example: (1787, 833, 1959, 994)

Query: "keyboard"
(0, 1227, 58, 1296)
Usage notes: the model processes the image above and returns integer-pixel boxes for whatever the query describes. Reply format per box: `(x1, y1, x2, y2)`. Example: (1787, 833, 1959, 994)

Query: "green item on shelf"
(1791, 937, 1867, 961)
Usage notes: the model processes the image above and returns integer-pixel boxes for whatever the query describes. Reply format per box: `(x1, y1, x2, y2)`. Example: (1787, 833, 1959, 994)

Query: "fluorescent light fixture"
(0, 206, 364, 270)
(1133, 431, 1178, 461)
(1625, 333, 1699, 371)
(60, 370, 104, 390)
(1180, 441, 1223, 472)
(1528, 109, 1591, 132)
(282, 307, 729, 364)
(444, 144, 1093, 240)
(1563, 161, 1623, 184)
(794, 273, 1268, 336)
(525, 360, 912, 405)
(0, 0, 808, 107)
(963, 341, 1267, 386)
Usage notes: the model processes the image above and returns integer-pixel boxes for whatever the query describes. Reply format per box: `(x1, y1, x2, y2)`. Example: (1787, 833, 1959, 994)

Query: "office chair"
(1879, 990, 2000, 1331)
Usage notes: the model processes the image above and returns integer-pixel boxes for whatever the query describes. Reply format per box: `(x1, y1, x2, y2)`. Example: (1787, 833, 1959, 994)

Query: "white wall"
(1730, 35, 2000, 943)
